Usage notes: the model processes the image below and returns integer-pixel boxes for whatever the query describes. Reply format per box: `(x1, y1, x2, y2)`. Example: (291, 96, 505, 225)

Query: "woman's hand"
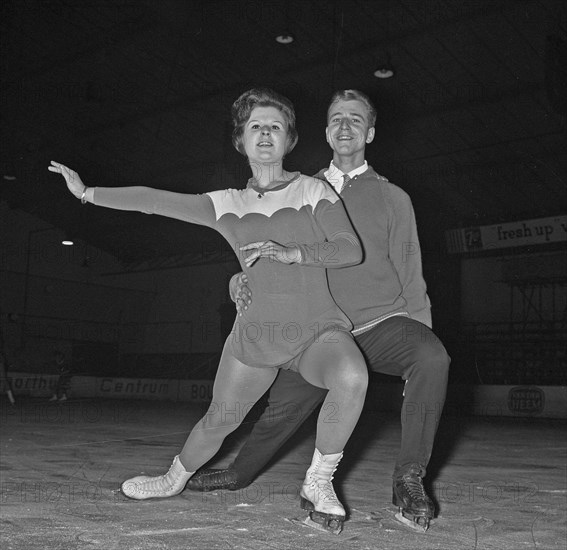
(240, 241, 302, 268)
(48, 161, 86, 199)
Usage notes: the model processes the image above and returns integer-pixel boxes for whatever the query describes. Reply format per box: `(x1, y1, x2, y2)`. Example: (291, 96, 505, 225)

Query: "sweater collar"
(246, 172, 301, 195)
(324, 161, 369, 193)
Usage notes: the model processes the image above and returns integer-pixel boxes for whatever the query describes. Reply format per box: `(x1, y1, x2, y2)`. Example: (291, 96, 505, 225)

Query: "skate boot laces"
(306, 476, 341, 507)
(206, 469, 237, 487)
(302, 469, 344, 517)
(401, 471, 427, 500)
(139, 473, 173, 494)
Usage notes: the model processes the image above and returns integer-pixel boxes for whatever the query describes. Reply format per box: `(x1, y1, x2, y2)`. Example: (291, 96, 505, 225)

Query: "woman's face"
(242, 106, 289, 165)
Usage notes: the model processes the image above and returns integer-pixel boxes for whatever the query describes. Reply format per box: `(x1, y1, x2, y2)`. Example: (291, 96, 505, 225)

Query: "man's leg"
(187, 368, 327, 490)
(356, 316, 450, 475)
(355, 315, 450, 530)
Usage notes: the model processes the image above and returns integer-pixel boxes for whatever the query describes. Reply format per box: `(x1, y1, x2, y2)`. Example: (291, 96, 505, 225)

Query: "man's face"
(325, 99, 375, 158)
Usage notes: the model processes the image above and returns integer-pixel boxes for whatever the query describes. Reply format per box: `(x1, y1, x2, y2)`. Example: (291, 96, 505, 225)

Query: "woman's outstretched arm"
(49, 161, 215, 227)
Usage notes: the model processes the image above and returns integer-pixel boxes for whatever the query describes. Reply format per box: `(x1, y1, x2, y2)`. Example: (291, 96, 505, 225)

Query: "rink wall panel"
(5, 373, 566, 419)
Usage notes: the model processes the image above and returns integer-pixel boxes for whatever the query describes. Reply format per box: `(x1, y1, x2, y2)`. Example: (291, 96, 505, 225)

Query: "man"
(0, 351, 16, 405)
(188, 90, 450, 532)
(48, 351, 72, 402)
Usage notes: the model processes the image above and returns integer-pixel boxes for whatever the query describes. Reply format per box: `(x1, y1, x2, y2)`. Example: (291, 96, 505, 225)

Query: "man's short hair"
(327, 89, 377, 127)
(231, 88, 299, 156)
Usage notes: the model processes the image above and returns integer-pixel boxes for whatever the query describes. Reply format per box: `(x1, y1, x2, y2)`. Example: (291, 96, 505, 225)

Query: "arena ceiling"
(1, 0, 566, 266)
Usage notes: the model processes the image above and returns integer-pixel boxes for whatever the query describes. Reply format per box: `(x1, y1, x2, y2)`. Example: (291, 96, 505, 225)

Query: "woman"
(49, 88, 368, 534)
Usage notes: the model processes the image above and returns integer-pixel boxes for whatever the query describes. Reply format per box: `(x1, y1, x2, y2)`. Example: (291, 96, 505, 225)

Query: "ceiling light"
(61, 239, 74, 246)
(275, 33, 294, 44)
(374, 51, 395, 79)
(374, 68, 394, 79)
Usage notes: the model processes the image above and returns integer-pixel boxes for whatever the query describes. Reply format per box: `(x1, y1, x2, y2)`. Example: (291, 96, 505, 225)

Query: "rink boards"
(4, 372, 566, 419)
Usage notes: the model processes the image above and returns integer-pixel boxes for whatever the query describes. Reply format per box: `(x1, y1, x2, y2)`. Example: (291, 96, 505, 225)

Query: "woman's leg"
(179, 349, 278, 471)
(121, 346, 277, 500)
(298, 331, 368, 454)
(296, 331, 368, 534)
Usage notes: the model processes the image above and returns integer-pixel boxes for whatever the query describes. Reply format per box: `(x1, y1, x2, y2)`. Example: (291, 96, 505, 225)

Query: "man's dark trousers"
(229, 316, 450, 484)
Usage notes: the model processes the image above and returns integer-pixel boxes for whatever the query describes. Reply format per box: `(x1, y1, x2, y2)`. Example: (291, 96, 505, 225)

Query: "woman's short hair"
(327, 89, 377, 128)
(231, 88, 298, 156)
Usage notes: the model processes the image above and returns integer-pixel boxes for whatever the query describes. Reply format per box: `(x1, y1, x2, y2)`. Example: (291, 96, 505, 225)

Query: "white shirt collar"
(324, 161, 368, 193)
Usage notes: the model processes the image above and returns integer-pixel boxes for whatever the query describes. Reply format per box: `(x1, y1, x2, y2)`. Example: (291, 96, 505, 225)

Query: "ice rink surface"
(1, 397, 565, 550)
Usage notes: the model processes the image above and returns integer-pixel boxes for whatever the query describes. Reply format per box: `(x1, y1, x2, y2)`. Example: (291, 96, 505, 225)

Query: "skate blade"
(300, 496, 314, 511)
(395, 511, 429, 532)
(303, 515, 343, 535)
(299, 497, 344, 535)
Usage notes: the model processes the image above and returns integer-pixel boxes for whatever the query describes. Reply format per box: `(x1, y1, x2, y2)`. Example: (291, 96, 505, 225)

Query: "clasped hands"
(231, 239, 301, 315)
(240, 241, 301, 268)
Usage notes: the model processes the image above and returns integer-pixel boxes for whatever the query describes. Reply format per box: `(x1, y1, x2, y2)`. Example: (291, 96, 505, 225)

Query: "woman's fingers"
(48, 161, 71, 180)
(243, 249, 261, 267)
(48, 161, 63, 173)
(49, 161, 74, 178)
(240, 241, 266, 251)
(241, 241, 265, 267)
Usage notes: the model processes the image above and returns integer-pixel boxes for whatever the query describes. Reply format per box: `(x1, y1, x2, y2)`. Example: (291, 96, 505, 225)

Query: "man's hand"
(229, 273, 252, 316)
